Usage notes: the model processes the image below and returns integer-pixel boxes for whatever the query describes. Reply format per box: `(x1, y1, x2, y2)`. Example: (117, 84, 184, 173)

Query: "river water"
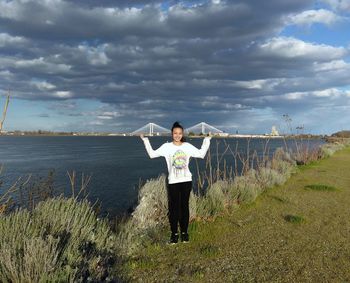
(0, 136, 324, 216)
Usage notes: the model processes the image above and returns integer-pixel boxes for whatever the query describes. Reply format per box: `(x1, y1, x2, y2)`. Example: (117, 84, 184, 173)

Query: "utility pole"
(0, 91, 10, 134)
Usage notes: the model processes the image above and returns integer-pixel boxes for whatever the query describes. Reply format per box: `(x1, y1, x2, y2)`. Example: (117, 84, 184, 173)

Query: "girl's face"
(172, 127, 183, 143)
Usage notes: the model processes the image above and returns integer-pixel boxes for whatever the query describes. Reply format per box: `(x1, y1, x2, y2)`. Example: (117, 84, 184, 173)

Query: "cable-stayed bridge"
(130, 122, 223, 136)
(131, 123, 170, 136)
(185, 122, 223, 135)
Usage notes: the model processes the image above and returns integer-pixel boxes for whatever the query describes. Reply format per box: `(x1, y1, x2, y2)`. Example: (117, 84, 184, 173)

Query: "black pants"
(167, 180, 192, 235)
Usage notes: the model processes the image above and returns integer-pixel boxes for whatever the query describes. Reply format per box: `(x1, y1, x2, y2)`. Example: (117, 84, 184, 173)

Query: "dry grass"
(121, 144, 350, 282)
(0, 197, 117, 282)
(116, 138, 346, 257)
(1, 137, 349, 281)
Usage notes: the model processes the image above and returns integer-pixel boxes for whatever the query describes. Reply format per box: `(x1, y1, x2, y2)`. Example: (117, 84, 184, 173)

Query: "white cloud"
(97, 115, 113, 120)
(322, 0, 350, 12)
(284, 88, 348, 99)
(95, 111, 122, 120)
(53, 91, 72, 98)
(78, 44, 110, 66)
(313, 60, 349, 72)
(0, 70, 14, 79)
(0, 33, 27, 47)
(14, 57, 71, 73)
(284, 92, 305, 100)
(101, 111, 121, 117)
(0, 1, 21, 20)
(259, 37, 347, 60)
(31, 80, 56, 91)
(287, 9, 344, 26)
(88, 121, 104, 126)
(234, 79, 271, 90)
(1, 0, 349, 134)
(312, 88, 342, 97)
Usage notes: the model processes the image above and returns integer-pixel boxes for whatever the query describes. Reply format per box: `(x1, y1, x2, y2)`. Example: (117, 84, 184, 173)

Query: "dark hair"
(171, 121, 186, 142)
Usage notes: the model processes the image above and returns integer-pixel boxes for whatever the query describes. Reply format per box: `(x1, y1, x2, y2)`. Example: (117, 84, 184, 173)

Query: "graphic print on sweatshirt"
(172, 149, 188, 177)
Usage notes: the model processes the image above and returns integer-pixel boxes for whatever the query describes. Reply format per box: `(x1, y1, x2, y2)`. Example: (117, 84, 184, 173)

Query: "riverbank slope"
(122, 146, 350, 282)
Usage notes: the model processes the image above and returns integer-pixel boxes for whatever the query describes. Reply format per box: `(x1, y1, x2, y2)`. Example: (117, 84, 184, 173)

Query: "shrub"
(0, 197, 116, 282)
(230, 170, 261, 204)
(116, 175, 170, 255)
(319, 142, 345, 158)
(116, 140, 350, 255)
(130, 175, 168, 230)
(195, 180, 227, 218)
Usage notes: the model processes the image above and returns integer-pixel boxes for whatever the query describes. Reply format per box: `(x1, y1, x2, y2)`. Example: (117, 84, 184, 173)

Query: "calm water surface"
(0, 136, 324, 216)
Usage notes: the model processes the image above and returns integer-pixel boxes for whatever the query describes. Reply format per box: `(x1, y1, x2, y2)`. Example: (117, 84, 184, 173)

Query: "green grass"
(296, 160, 320, 171)
(199, 243, 220, 257)
(192, 270, 205, 280)
(2, 142, 350, 282)
(304, 184, 338, 191)
(120, 146, 350, 282)
(128, 257, 158, 270)
(268, 195, 288, 203)
(284, 214, 305, 224)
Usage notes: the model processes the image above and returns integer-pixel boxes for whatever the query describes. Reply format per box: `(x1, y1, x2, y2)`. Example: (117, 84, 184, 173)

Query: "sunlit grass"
(304, 184, 338, 191)
(284, 214, 305, 224)
(2, 138, 350, 282)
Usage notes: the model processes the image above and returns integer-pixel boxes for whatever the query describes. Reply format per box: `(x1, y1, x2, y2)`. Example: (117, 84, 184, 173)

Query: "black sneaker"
(180, 232, 189, 243)
(168, 233, 179, 245)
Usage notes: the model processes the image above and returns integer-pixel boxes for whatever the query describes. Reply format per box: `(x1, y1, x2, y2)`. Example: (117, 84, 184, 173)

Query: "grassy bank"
(120, 146, 350, 282)
(1, 140, 349, 282)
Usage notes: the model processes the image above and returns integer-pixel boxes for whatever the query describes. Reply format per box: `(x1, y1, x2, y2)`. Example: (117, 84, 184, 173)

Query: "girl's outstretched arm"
(140, 134, 166, 158)
(188, 136, 212, 159)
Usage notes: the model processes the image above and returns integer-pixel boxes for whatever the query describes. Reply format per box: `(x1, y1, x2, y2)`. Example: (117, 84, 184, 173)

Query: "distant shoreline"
(0, 131, 326, 139)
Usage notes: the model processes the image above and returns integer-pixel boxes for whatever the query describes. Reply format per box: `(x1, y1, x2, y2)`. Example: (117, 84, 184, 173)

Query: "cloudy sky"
(0, 0, 349, 134)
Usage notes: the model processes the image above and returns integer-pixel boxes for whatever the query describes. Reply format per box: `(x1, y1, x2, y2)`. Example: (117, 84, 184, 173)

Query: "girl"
(140, 121, 211, 244)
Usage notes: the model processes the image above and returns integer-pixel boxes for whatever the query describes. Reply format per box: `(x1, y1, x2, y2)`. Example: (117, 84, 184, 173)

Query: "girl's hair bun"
(172, 121, 183, 131)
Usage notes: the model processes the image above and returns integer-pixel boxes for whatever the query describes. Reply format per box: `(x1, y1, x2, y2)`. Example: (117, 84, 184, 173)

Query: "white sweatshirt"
(142, 137, 212, 184)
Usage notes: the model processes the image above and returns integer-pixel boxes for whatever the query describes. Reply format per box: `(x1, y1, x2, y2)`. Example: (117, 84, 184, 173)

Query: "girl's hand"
(208, 131, 212, 137)
(140, 134, 144, 140)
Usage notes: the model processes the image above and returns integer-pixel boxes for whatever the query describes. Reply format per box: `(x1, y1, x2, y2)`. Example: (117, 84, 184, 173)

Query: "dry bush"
(0, 197, 117, 282)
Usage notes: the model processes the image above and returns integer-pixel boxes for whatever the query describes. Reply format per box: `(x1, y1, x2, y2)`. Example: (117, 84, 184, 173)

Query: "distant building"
(218, 132, 229, 137)
(271, 126, 279, 136)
